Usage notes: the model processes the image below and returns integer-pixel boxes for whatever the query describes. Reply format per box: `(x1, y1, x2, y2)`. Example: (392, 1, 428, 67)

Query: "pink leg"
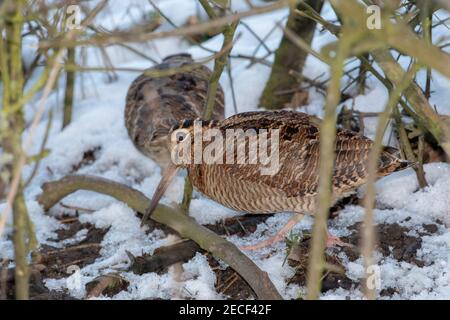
(240, 213, 304, 251)
(326, 232, 353, 248)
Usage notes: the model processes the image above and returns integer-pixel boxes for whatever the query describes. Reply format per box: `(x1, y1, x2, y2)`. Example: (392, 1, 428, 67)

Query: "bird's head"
(169, 119, 221, 165)
(141, 118, 219, 225)
(161, 53, 193, 65)
(169, 119, 196, 162)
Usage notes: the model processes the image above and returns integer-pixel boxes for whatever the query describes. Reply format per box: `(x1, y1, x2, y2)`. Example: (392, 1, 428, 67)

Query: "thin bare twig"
(0, 0, 107, 247)
(39, 0, 294, 49)
(23, 111, 53, 189)
(62, 33, 240, 78)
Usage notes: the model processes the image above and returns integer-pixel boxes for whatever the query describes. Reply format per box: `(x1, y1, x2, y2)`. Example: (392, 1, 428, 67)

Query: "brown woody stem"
(37, 175, 282, 300)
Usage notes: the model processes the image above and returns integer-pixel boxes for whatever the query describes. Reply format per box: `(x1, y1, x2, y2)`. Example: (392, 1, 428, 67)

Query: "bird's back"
(125, 54, 225, 167)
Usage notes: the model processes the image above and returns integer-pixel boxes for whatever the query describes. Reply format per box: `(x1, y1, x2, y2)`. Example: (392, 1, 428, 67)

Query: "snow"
(376, 163, 450, 224)
(1, 0, 450, 300)
(189, 198, 237, 225)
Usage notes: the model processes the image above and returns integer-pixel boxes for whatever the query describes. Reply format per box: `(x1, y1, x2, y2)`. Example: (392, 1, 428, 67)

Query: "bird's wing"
(215, 111, 377, 198)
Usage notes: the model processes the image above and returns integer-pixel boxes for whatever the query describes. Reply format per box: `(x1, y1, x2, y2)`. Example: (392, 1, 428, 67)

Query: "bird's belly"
(189, 166, 315, 214)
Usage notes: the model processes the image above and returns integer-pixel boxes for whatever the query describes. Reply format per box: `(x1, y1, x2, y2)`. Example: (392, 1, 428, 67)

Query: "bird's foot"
(240, 233, 353, 251)
(326, 233, 353, 248)
(240, 213, 305, 251)
(239, 233, 285, 251)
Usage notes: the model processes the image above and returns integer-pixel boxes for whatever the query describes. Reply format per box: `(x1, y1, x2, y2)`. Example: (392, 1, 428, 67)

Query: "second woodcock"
(124, 53, 224, 169)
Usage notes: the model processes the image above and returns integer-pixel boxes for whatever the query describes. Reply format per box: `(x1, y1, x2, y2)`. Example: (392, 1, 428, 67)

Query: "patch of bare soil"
(2, 264, 77, 300)
(287, 236, 356, 294)
(208, 256, 255, 300)
(4, 205, 441, 300)
(342, 220, 439, 297)
(341, 222, 429, 267)
(71, 147, 101, 172)
(38, 219, 108, 279)
(128, 215, 269, 300)
(286, 219, 441, 298)
(206, 215, 275, 299)
(205, 214, 270, 237)
(3, 215, 107, 300)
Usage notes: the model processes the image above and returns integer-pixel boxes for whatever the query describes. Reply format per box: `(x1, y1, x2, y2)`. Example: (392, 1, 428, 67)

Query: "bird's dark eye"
(176, 132, 186, 142)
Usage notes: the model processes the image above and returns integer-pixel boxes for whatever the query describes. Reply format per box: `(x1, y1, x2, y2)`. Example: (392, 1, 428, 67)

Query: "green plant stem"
(180, 176, 193, 214)
(394, 107, 428, 188)
(305, 32, 354, 300)
(201, 26, 238, 120)
(2, 0, 31, 300)
(63, 47, 75, 129)
(362, 65, 418, 300)
(420, 0, 432, 99)
(180, 1, 239, 214)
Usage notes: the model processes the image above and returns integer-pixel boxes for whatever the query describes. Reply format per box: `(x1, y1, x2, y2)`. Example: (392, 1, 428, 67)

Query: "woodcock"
(125, 53, 224, 169)
(142, 110, 411, 250)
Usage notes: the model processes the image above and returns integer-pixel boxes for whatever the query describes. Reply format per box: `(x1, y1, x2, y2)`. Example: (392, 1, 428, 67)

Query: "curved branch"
(37, 175, 282, 300)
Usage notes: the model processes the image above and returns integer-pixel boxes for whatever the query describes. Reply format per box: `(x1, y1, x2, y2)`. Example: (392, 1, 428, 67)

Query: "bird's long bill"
(141, 163, 180, 226)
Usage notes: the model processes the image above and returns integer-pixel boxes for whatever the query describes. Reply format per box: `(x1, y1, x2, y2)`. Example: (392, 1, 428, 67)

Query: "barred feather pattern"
(182, 111, 410, 214)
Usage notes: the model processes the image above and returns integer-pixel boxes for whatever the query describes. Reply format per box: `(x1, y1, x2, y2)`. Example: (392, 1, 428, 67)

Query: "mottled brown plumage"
(124, 53, 224, 168)
(144, 110, 410, 249)
(171, 111, 408, 214)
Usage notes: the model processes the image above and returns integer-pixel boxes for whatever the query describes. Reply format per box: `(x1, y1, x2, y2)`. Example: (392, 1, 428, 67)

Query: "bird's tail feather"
(378, 146, 414, 176)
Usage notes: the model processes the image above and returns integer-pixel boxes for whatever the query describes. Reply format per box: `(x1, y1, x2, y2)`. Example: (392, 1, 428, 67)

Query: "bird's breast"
(187, 164, 316, 214)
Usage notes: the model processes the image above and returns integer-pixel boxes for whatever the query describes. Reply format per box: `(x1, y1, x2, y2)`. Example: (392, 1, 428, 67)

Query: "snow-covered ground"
(1, 0, 449, 299)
